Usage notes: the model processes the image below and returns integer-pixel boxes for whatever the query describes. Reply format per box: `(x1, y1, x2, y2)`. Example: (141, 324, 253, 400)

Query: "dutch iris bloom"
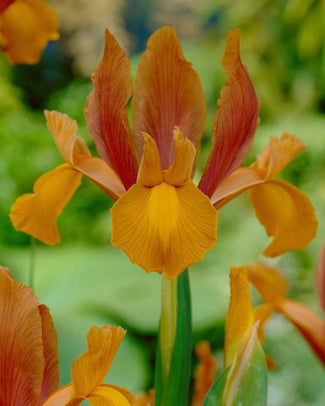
(11, 27, 317, 278)
(0, 266, 135, 405)
(0, 0, 59, 64)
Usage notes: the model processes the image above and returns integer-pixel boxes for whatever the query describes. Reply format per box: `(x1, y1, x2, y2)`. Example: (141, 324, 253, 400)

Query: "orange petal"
(42, 385, 73, 406)
(164, 127, 196, 186)
(69, 325, 126, 399)
(0, 0, 59, 64)
(280, 299, 325, 365)
(85, 28, 138, 190)
(192, 341, 217, 406)
(225, 266, 255, 367)
(111, 180, 218, 278)
(0, 0, 14, 12)
(316, 241, 325, 311)
(0, 267, 44, 405)
(132, 26, 206, 169)
(85, 384, 135, 406)
(199, 29, 260, 197)
(10, 164, 82, 245)
(247, 262, 288, 305)
(253, 303, 274, 343)
(137, 134, 163, 186)
(38, 304, 60, 404)
(253, 132, 306, 179)
(136, 389, 155, 406)
(45, 110, 125, 200)
(249, 179, 318, 257)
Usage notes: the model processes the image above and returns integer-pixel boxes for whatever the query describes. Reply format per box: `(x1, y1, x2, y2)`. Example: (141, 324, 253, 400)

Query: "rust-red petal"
(85, 29, 138, 190)
(199, 29, 260, 197)
(316, 241, 325, 312)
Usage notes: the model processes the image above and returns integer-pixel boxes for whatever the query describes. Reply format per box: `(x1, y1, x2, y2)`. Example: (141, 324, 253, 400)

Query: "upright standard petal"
(132, 27, 206, 169)
(85, 29, 138, 190)
(199, 29, 260, 197)
(0, 267, 44, 405)
(10, 164, 82, 245)
(0, 0, 59, 64)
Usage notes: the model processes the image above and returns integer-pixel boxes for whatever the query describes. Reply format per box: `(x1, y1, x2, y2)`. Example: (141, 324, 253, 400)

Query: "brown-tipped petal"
(316, 242, 325, 312)
(137, 134, 163, 186)
(10, 164, 82, 245)
(38, 305, 60, 405)
(0, 0, 14, 12)
(0, 267, 44, 405)
(199, 29, 260, 197)
(164, 127, 196, 186)
(132, 26, 206, 169)
(69, 325, 126, 399)
(0, 0, 59, 64)
(247, 262, 288, 304)
(249, 180, 318, 257)
(280, 299, 325, 365)
(85, 29, 138, 190)
(111, 180, 218, 278)
(225, 266, 255, 367)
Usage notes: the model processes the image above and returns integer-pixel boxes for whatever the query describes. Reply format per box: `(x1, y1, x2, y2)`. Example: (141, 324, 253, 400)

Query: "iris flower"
(11, 27, 317, 278)
(0, 265, 135, 405)
(0, 0, 59, 64)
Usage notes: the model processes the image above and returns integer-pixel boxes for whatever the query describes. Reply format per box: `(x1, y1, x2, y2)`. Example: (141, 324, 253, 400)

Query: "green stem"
(160, 276, 178, 384)
(29, 237, 36, 289)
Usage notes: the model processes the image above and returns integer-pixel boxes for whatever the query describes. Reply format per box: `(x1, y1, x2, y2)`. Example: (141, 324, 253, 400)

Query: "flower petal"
(246, 262, 288, 304)
(0, 0, 59, 64)
(38, 304, 60, 404)
(86, 384, 135, 406)
(132, 26, 206, 169)
(10, 164, 82, 245)
(69, 325, 126, 399)
(0, 267, 44, 405)
(85, 28, 138, 190)
(249, 179, 318, 257)
(0, 0, 14, 12)
(41, 385, 73, 406)
(225, 266, 255, 367)
(316, 241, 325, 312)
(280, 300, 325, 365)
(111, 180, 218, 278)
(199, 29, 260, 197)
(164, 127, 196, 186)
(137, 133, 163, 187)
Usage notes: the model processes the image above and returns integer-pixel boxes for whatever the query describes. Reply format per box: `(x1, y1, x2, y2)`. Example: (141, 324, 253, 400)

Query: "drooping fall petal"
(85, 28, 138, 190)
(316, 241, 325, 312)
(10, 164, 82, 245)
(132, 26, 206, 169)
(111, 180, 217, 278)
(199, 28, 260, 197)
(249, 179, 318, 257)
(38, 304, 60, 404)
(0, 267, 44, 405)
(0, 0, 59, 64)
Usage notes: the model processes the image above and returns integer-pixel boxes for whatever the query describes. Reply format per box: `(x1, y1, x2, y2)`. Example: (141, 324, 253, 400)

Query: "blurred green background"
(0, 0, 325, 404)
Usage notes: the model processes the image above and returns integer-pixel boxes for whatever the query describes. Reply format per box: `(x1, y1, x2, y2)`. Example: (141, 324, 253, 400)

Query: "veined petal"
(69, 325, 126, 399)
(111, 180, 218, 278)
(280, 300, 325, 365)
(10, 164, 82, 245)
(316, 242, 325, 312)
(0, 0, 59, 64)
(137, 134, 163, 186)
(164, 127, 196, 186)
(42, 385, 72, 406)
(249, 180, 318, 257)
(38, 304, 60, 404)
(225, 266, 255, 367)
(132, 26, 206, 169)
(247, 262, 288, 304)
(86, 384, 135, 406)
(85, 29, 138, 190)
(0, 267, 44, 406)
(199, 29, 260, 197)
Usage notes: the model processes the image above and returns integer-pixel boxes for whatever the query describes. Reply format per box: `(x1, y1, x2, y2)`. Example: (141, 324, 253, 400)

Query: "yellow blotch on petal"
(0, 0, 59, 64)
(10, 164, 82, 245)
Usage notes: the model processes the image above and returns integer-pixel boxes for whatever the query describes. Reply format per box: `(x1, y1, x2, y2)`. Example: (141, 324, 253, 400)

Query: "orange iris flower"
(0, 0, 59, 64)
(0, 266, 135, 405)
(11, 27, 318, 278)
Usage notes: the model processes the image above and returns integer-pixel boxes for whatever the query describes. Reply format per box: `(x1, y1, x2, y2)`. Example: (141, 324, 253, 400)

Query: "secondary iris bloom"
(0, 266, 135, 405)
(0, 0, 59, 64)
(11, 27, 317, 278)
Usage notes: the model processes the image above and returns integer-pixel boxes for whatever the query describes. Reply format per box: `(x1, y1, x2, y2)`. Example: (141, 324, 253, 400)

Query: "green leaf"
(154, 270, 192, 406)
(203, 367, 230, 406)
